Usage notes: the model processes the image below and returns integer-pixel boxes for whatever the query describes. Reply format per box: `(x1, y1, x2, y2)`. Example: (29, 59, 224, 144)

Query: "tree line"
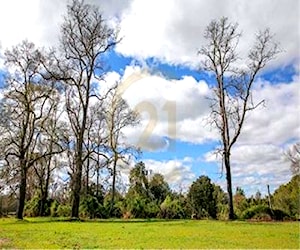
(0, 160, 298, 220)
(0, 0, 295, 221)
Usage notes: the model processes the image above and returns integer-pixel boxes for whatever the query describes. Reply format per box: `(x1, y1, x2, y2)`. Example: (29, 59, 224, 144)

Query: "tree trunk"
(39, 184, 49, 216)
(17, 166, 27, 220)
(39, 195, 45, 216)
(110, 158, 117, 217)
(224, 153, 234, 220)
(71, 154, 83, 219)
(96, 167, 100, 197)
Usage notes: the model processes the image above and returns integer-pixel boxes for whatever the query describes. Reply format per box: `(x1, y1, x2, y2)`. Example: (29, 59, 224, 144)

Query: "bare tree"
(286, 143, 300, 176)
(81, 101, 108, 196)
(32, 94, 63, 216)
(48, 0, 117, 218)
(199, 17, 279, 219)
(0, 41, 62, 219)
(104, 86, 140, 216)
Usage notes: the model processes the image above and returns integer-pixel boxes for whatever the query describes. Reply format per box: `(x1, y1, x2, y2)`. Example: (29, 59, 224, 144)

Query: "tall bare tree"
(0, 41, 62, 219)
(104, 87, 140, 216)
(49, 0, 117, 218)
(199, 17, 279, 219)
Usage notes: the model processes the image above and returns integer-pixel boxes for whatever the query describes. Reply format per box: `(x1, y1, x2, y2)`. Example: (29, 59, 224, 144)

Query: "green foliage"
(57, 205, 71, 217)
(242, 205, 291, 221)
(103, 192, 123, 218)
(272, 175, 300, 218)
(124, 196, 147, 218)
(160, 195, 186, 219)
(149, 173, 171, 204)
(233, 187, 249, 219)
(79, 195, 102, 219)
(50, 200, 59, 217)
(127, 162, 149, 198)
(212, 184, 228, 219)
(24, 196, 40, 217)
(187, 176, 217, 219)
(144, 201, 160, 218)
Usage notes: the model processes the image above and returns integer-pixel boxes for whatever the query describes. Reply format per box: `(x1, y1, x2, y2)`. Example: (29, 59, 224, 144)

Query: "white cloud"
(0, 1, 298, 70)
(240, 77, 300, 145)
(104, 66, 218, 151)
(0, 0, 129, 49)
(144, 158, 196, 190)
(117, 0, 299, 68)
(0, 0, 41, 48)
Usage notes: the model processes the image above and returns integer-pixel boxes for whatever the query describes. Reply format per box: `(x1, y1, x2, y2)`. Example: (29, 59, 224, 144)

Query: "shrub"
(242, 205, 290, 221)
(80, 195, 101, 219)
(24, 196, 40, 217)
(50, 200, 59, 217)
(160, 195, 186, 219)
(57, 204, 71, 217)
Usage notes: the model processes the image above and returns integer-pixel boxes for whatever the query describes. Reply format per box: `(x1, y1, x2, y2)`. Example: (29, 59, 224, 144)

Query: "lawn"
(0, 217, 298, 249)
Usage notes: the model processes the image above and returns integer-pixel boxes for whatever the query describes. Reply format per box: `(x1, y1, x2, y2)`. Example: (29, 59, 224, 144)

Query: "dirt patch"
(0, 238, 11, 247)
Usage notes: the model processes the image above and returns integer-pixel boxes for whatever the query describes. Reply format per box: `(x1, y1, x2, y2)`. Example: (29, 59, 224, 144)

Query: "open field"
(0, 218, 298, 249)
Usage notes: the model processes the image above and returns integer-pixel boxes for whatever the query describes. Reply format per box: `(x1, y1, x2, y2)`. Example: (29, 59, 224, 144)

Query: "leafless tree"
(32, 94, 64, 216)
(104, 86, 140, 216)
(286, 143, 300, 176)
(0, 41, 62, 219)
(81, 101, 108, 196)
(199, 17, 280, 219)
(44, 0, 117, 218)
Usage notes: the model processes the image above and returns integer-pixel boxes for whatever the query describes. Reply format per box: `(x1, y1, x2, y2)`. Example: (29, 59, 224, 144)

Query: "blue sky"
(0, 0, 299, 197)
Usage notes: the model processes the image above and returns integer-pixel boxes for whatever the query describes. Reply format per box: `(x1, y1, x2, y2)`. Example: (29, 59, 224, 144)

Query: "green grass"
(0, 217, 299, 249)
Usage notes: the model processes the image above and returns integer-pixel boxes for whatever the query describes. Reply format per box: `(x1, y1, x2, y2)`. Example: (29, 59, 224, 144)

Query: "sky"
(0, 0, 299, 196)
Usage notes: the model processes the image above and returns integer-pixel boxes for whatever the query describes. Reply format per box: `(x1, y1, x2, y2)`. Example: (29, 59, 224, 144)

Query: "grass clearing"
(0, 217, 298, 249)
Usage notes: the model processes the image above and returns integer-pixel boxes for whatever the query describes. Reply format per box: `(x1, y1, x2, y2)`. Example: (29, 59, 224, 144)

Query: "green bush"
(145, 201, 160, 218)
(50, 200, 59, 217)
(57, 204, 71, 217)
(24, 196, 40, 217)
(80, 195, 101, 219)
(242, 205, 290, 221)
(160, 195, 186, 219)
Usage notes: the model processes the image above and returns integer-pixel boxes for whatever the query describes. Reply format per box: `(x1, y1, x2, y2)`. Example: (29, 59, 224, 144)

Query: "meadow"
(0, 218, 298, 249)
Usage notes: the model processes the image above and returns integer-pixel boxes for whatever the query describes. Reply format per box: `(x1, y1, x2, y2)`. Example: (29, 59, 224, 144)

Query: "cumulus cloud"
(0, 0, 41, 48)
(0, 0, 129, 49)
(239, 76, 300, 145)
(103, 65, 218, 151)
(144, 158, 196, 190)
(117, 0, 299, 67)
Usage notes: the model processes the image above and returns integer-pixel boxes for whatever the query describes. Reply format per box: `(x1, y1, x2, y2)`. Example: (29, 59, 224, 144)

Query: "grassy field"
(0, 217, 298, 249)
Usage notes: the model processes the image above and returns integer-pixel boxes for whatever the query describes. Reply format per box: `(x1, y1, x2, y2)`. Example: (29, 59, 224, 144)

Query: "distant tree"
(127, 162, 149, 198)
(124, 162, 151, 218)
(187, 175, 217, 219)
(212, 183, 228, 219)
(272, 175, 300, 218)
(286, 143, 300, 176)
(233, 187, 248, 218)
(149, 173, 171, 204)
(199, 17, 280, 219)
